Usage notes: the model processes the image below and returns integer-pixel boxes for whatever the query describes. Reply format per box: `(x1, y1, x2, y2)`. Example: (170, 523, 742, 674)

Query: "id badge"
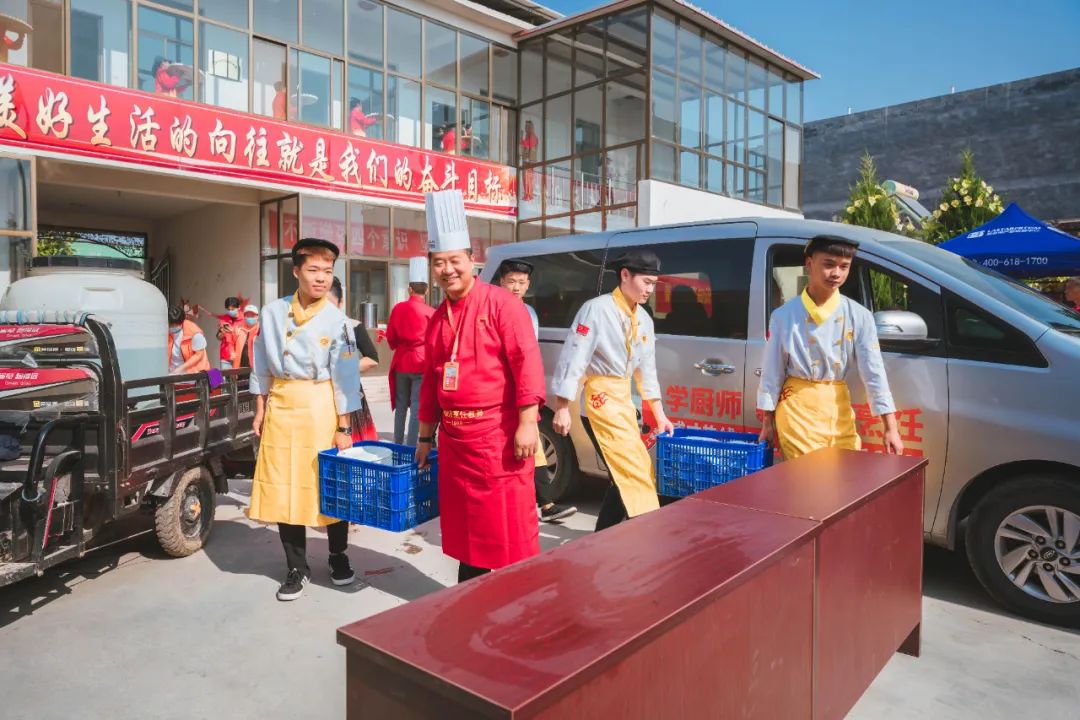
(442, 361, 460, 391)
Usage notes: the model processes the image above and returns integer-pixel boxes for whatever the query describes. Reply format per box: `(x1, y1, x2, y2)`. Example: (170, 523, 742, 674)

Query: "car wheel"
(537, 412, 579, 502)
(965, 475, 1080, 627)
(155, 466, 215, 558)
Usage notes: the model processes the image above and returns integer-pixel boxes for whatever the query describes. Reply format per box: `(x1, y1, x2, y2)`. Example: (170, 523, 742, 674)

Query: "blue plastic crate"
(318, 441, 439, 531)
(656, 429, 772, 498)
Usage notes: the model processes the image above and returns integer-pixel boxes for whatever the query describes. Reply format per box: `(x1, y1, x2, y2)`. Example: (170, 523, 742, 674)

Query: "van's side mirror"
(875, 310, 936, 350)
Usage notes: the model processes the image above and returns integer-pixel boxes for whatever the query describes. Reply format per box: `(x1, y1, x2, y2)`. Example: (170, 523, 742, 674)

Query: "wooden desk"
(697, 449, 927, 720)
(338, 450, 926, 719)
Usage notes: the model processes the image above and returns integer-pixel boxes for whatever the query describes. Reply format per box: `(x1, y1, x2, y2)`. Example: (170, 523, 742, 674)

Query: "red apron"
(438, 404, 539, 569)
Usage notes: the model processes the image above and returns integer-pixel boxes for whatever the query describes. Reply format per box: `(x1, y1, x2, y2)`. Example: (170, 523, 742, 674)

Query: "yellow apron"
(584, 375, 659, 517)
(248, 378, 338, 527)
(534, 443, 547, 468)
(774, 376, 861, 460)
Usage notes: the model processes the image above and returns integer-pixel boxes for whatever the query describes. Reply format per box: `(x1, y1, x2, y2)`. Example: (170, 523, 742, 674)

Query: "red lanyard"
(445, 300, 464, 363)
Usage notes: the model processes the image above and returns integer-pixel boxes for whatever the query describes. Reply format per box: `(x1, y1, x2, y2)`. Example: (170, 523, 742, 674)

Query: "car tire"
(155, 466, 215, 558)
(965, 475, 1080, 628)
(537, 412, 579, 502)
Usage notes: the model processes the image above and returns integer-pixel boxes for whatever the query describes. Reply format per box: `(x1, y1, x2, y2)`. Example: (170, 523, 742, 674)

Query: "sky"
(540, 0, 1080, 121)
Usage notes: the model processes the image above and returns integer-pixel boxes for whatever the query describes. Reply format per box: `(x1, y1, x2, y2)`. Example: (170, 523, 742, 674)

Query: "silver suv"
(483, 217, 1080, 627)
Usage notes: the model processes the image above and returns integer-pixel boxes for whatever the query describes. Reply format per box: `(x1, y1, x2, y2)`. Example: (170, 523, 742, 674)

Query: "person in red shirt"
(520, 120, 539, 200)
(1066, 277, 1080, 311)
(440, 123, 457, 155)
(152, 56, 190, 98)
(216, 296, 244, 370)
(415, 190, 546, 583)
(385, 256, 435, 446)
(349, 98, 378, 137)
(272, 81, 288, 120)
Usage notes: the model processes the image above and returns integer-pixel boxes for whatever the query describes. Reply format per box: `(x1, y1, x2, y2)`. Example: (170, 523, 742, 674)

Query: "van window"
(604, 238, 754, 339)
(945, 291, 1047, 368)
(529, 250, 605, 328)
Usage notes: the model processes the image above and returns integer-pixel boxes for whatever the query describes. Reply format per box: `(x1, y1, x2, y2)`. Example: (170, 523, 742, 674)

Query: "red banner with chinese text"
(0, 64, 516, 216)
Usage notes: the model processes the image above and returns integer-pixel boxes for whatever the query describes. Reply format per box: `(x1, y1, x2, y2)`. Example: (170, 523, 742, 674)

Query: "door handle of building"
(695, 359, 736, 376)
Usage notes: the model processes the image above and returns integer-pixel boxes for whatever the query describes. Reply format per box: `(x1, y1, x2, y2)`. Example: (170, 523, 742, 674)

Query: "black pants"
(458, 562, 491, 583)
(534, 466, 553, 507)
(279, 521, 348, 576)
(595, 484, 629, 531)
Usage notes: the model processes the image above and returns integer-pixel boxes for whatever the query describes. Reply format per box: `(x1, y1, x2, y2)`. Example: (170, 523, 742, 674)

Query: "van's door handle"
(695, 359, 736, 376)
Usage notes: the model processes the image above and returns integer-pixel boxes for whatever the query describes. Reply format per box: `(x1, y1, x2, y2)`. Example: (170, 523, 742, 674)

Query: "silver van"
(482, 217, 1080, 627)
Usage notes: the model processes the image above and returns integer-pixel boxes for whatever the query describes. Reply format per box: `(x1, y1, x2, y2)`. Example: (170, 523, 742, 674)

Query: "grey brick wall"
(803, 68, 1080, 224)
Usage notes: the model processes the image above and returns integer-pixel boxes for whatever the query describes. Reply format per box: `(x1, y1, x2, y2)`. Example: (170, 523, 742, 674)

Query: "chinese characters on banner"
(0, 65, 517, 216)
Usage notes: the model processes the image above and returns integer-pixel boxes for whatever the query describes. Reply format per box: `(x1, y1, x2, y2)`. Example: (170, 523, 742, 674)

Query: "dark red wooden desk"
(337, 450, 926, 719)
(697, 449, 927, 720)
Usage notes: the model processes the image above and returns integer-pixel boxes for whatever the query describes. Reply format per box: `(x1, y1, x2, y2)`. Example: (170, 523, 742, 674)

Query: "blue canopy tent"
(938, 203, 1080, 277)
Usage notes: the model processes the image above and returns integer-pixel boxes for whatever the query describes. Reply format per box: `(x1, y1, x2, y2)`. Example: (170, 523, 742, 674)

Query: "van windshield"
(887, 239, 1080, 334)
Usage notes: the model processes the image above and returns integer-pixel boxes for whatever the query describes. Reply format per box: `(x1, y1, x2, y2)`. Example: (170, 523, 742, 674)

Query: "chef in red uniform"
(385, 256, 434, 446)
(349, 98, 378, 137)
(415, 190, 546, 583)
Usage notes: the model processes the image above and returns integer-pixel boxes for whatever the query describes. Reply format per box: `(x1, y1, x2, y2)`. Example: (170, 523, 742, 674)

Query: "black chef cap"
(292, 237, 340, 263)
(612, 249, 661, 275)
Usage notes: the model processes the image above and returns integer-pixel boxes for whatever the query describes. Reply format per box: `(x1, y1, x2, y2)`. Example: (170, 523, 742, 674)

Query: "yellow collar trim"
(801, 288, 841, 325)
(612, 287, 635, 318)
(290, 293, 328, 327)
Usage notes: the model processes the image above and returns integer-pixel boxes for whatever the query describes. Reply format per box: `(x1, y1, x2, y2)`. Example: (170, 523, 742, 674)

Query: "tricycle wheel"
(155, 466, 215, 557)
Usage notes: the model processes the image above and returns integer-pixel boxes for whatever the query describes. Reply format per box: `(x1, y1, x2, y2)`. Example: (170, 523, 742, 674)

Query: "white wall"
(638, 179, 803, 227)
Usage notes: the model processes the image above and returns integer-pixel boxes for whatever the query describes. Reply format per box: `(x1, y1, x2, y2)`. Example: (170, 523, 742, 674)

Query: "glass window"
(679, 150, 700, 189)
(348, 66, 384, 139)
(302, 197, 347, 252)
(747, 109, 766, 170)
(519, 42, 543, 105)
(253, 39, 286, 119)
(768, 69, 785, 119)
(653, 143, 675, 182)
(517, 222, 543, 242)
(786, 79, 802, 124)
(387, 8, 421, 78)
(575, 22, 605, 87)
(679, 80, 702, 149)
(290, 50, 334, 126)
(303, 0, 342, 55)
(651, 70, 677, 143)
(605, 74, 645, 146)
(784, 125, 801, 210)
(348, 260, 388, 322)
(0, 158, 31, 232)
(726, 49, 746, 101)
(678, 25, 702, 83)
(392, 208, 428, 258)
(606, 205, 636, 231)
(644, 239, 754, 339)
(387, 76, 421, 146)
(71, 0, 131, 87)
(254, 0, 297, 43)
(748, 57, 767, 110)
(545, 94, 571, 161)
(138, 6, 194, 100)
(545, 163, 572, 218)
(279, 195, 299, 251)
(349, 203, 390, 258)
(427, 86, 457, 152)
(467, 217, 490, 263)
(492, 46, 518, 105)
(704, 38, 724, 90)
(705, 90, 723, 156)
(201, 0, 248, 28)
(546, 36, 572, 96)
(332, 59, 344, 131)
(519, 104, 542, 164)
(706, 156, 723, 193)
(200, 22, 248, 112)
(348, 0, 382, 67)
(460, 34, 489, 96)
(461, 98, 490, 159)
(518, 164, 542, 220)
(426, 22, 457, 87)
(946, 296, 1044, 366)
(545, 218, 572, 238)
(726, 100, 745, 163)
(575, 211, 603, 234)
(9, 0, 64, 74)
(748, 169, 765, 203)
(574, 153, 603, 212)
(530, 250, 605, 328)
(607, 8, 646, 73)
(491, 221, 513, 248)
(727, 163, 745, 198)
(767, 119, 783, 205)
(492, 106, 517, 165)
(155, 0, 193, 11)
(606, 145, 638, 207)
(652, 9, 676, 74)
(574, 86, 603, 156)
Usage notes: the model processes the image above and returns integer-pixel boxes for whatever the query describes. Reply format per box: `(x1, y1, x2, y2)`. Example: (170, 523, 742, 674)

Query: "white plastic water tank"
(0, 256, 168, 381)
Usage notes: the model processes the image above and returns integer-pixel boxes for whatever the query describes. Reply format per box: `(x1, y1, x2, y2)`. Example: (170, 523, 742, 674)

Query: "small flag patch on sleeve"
(576, 323, 590, 336)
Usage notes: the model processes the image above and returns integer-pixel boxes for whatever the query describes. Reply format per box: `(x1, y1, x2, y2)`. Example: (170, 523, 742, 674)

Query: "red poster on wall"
(0, 64, 517, 216)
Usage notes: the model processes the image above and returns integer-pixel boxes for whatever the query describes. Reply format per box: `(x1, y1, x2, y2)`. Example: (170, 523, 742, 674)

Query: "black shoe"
(276, 568, 309, 601)
(329, 552, 356, 586)
(540, 503, 578, 523)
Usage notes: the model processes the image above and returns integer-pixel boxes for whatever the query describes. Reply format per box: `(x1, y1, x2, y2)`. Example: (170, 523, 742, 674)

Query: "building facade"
(0, 0, 814, 352)
(802, 68, 1080, 232)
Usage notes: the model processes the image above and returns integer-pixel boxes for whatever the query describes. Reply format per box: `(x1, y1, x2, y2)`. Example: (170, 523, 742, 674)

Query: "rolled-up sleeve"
(249, 311, 271, 396)
(550, 302, 599, 401)
(854, 308, 896, 416)
(330, 324, 363, 415)
(757, 310, 786, 412)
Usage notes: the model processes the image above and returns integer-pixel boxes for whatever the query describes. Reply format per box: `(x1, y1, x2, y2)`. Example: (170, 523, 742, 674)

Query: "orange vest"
(236, 323, 259, 367)
(168, 319, 210, 372)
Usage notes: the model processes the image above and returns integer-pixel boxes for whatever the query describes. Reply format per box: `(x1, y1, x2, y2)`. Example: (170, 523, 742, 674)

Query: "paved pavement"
(2, 386, 1078, 719)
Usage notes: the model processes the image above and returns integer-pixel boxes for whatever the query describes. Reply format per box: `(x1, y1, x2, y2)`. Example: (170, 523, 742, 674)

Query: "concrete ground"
(2, 383, 1078, 719)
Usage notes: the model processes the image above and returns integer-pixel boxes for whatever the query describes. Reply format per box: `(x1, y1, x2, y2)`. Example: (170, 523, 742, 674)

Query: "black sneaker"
(540, 503, 578, 523)
(329, 552, 356, 586)
(276, 568, 309, 601)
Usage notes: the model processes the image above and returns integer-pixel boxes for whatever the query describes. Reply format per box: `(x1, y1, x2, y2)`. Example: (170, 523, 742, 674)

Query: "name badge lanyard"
(443, 302, 463, 391)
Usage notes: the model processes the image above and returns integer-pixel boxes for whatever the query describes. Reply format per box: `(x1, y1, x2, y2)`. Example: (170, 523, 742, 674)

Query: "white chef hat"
(425, 190, 471, 253)
(408, 256, 428, 283)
